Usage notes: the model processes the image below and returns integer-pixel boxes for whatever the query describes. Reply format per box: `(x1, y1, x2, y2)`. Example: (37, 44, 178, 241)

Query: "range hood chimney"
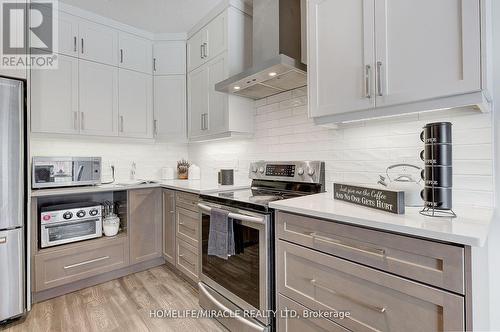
(215, 0, 307, 100)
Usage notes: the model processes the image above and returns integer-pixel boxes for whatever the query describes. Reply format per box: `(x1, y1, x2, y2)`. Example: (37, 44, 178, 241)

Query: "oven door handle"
(197, 203, 266, 225)
(42, 218, 100, 228)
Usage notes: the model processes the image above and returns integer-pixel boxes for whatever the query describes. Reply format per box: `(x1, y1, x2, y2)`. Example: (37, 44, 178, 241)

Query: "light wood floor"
(1, 266, 225, 332)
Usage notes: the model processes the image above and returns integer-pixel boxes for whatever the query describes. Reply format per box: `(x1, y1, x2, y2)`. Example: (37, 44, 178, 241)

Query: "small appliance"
(218, 169, 234, 185)
(40, 202, 103, 248)
(32, 157, 102, 189)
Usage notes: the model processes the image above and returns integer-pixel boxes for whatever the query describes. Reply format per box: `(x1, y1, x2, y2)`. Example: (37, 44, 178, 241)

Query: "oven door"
(198, 202, 272, 327)
(40, 218, 102, 248)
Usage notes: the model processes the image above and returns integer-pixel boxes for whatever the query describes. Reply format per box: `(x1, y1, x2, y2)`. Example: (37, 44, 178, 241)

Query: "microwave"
(32, 157, 102, 189)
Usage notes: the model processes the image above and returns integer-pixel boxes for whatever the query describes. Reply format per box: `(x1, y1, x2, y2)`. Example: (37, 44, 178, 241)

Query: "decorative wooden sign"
(333, 183, 405, 214)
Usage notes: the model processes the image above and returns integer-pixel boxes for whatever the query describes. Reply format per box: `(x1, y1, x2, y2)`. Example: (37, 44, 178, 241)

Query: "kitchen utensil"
(421, 166, 453, 188)
(383, 164, 423, 207)
(420, 122, 452, 144)
(218, 169, 234, 186)
(420, 143, 452, 166)
(420, 187, 453, 210)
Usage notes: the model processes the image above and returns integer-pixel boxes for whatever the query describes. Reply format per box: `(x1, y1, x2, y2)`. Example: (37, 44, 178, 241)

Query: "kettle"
(378, 164, 423, 207)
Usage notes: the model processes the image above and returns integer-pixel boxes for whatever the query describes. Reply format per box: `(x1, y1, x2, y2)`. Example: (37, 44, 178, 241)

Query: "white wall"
(30, 138, 188, 182)
(488, 0, 500, 329)
(189, 87, 494, 208)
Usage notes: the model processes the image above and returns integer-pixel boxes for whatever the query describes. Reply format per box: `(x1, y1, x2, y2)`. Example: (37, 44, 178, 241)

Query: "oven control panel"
(250, 161, 325, 184)
(40, 203, 102, 224)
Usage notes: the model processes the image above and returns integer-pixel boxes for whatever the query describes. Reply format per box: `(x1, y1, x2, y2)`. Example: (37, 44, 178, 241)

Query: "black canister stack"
(419, 122, 456, 218)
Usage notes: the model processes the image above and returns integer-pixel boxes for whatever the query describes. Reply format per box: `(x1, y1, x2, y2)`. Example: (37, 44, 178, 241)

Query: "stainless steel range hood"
(215, 0, 307, 100)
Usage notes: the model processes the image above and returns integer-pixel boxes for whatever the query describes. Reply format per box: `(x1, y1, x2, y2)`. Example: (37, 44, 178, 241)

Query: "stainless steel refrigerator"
(0, 77, 25, 322)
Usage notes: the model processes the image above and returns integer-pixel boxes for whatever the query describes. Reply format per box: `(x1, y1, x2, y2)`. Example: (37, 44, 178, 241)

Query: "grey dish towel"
(208, 208, 235, 260)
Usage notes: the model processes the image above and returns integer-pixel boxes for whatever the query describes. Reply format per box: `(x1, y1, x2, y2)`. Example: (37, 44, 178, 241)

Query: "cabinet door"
(118, 69, 153, 138)
(119, 32, 152, 74)
(187, 30, 205, 72)
(188, 65, 208, 138)
(308, 0, 375, 117)
(207, 54, 228, 135)
(79, 20, 118, 66)
(205, 12, 227, 61)
(79, 60, 118, 136)
(129, 188, 162, 264)
(154, 75, 187, 141)
(31, 54, 79, 134)
(57, 12, 79, 57)
(163, 190, 176, 265)
(154, 41, 186, 75)
(374, 0, 481, 107)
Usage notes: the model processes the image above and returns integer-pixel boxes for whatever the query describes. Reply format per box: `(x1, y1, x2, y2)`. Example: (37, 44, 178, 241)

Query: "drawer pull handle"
(64, 256, 110, 269)
(309, 232, 385, 257)
(310, 279, 387, 313)
(179, 222, 196, 232)
(0, 237, 6, 244)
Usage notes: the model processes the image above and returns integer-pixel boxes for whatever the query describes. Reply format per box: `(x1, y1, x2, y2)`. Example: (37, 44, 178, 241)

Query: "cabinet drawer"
(176, 192, 199, 212)
(176, 238, 199, 282)
(277, 212, 465, 294)
(278, 295, 349, 332)
(34, 236, 128, 291)
(176, 206, 199, 246)
(278, 240, 464, 332)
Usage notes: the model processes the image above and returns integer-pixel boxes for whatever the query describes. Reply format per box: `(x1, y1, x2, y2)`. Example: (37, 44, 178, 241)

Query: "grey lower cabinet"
(129, 188, 163, 264)
(276, 211, 466, 332)
(163, 189, 176, 265)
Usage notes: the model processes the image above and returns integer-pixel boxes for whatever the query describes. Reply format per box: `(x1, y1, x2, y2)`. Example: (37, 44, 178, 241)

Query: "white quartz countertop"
(31, 179, 251, 197)
(269, 192, 495, 247)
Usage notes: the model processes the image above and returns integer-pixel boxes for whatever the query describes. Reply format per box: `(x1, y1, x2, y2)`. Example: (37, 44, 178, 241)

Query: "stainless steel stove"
(198, 161, 325, 332)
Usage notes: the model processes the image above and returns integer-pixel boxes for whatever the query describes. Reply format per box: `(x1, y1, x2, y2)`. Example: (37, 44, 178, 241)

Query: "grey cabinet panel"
(277, 240, 464, 332)
(163, 190, 176, 265)
(129, 188, 162, 264)
(176, 207, 199, 247)
(176, 238, 199, 283)
(277, 211, 465, 294)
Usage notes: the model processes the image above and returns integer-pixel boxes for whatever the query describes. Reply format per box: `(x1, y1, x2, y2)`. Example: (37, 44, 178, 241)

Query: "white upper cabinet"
(79, 60, 119, 136)
(154, 75, 187, 141)
(119, 32, 153, 74)
(31, 55, 79, 134)
(204, 12, 227, 62)
(188, 65, 209, 139)
(154, 41, 186, 75)
(308, 0, 375, 118)
(374, 0, 481, 107)
(56, 12, 80, 57)
(119, 69, 153, 138)
(206, 54, 228, 135)
(79, 19, 119, 66)
(187, 29, 206, 72)
(309, 0, 487, 123)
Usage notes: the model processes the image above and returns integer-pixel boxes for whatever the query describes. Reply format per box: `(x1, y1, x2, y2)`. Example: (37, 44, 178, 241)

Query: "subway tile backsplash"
(189, 88, 494, 208)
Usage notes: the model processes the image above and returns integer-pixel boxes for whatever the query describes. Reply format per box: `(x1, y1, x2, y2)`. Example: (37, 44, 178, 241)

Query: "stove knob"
(251, 166, 258, 173)
(76, 210, 86, 218)
(63, 212, 72, 220)
(89, 208, 99, 217)
(307, 168, 316, 176)
(259, 167, 265, 174)
(297, 168, 305, 176)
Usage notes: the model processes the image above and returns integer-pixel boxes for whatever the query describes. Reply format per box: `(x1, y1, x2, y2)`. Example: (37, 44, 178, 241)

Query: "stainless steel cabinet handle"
(64, 256, 110, 269)
(0, 237, 6, 244)
(80, 112, 85, 130)
(203, 42, 208, 58)
(365, 64, 371, 99)
(73, 36, 77, 52)
(309, 232, 386, 256)
(377, 61, 383, 96)
(310, 279, 387, 313)
(73, 112, 78, 130)
(154, 119, 158, 137)
(120, 49, 124, 63)
(200, 44, 204, 59)
(81, 38, 84, 54)
(203, 113, 208, 131)
(120, 115, 124, 132)
(153, 58, 157, 72)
